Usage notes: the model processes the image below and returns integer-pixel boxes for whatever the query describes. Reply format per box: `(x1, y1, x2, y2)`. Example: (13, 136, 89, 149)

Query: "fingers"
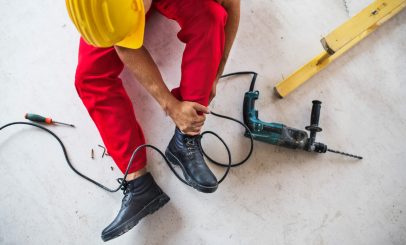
(192, 102, 210, 114)
(186, 121, 204, 131)
(193, 114, 206, 124)
(188, 105, 206, 133)
(180, 119, 205, 135)
(173, 101, 210, 135)
(192, 121, 204, 127)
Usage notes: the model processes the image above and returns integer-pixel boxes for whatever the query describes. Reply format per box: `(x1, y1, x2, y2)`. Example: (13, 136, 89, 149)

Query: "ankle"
(176, 127, 200, 137)
(126, 168, 147, 181)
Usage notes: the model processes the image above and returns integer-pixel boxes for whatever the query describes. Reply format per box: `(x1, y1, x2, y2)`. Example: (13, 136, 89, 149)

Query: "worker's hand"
(167, 101, 210, 135)
(209, 79, 219, 105)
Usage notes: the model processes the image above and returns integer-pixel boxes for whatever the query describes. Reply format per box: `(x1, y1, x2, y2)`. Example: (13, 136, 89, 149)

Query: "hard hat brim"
(115, 2, 146, 49)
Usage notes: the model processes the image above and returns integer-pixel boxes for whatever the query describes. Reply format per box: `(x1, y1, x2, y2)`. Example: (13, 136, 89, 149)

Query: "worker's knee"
(74, 57, 123, 94)
(74, 73, 86, 96)
(74, 66, 102, 96)
(178, 1, 227, 42)
(200, 1, 228, 28)
(74, 65, 92, 94)
(75, 41, 123, 91)
(75, 58, 121, 81)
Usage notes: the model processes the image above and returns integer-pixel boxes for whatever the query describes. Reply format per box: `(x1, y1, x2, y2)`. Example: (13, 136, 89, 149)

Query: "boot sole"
(165, 149, 218, 193)
(101, 193, 170, 242)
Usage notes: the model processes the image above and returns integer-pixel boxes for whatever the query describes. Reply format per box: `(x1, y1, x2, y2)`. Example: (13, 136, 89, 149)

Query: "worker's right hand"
(167, 101, 210, 135)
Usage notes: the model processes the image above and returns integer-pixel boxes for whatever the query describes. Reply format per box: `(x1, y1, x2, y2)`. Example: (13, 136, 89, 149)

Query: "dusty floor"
(1, 0, 405, 244)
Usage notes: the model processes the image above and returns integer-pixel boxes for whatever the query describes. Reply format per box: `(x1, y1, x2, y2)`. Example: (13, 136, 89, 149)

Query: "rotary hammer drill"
(222, 71, 361, 159)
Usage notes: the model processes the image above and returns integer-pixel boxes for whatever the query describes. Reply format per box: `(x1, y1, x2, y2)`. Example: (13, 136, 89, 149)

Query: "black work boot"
(165, 128, 218, 193)
(101, 173, 170, 242)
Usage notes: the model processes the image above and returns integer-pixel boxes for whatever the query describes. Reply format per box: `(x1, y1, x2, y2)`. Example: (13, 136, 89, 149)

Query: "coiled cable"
(0, 72, 256, 191)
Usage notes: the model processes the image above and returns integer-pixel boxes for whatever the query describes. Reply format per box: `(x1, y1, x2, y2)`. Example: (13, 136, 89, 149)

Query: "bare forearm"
(115, 46, 209, 135)
(216, 0, 240, 79)
(115, 46, 177, 113)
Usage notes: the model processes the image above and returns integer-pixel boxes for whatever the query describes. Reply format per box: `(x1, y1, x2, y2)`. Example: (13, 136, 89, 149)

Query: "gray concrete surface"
(1, 0, 405, 244)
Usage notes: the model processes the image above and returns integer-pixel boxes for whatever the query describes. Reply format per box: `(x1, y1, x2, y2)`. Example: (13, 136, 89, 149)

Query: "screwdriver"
(25, 113, 75, 127)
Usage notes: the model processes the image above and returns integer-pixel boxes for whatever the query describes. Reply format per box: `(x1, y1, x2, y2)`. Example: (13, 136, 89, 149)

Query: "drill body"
(243, 91, 327, 153)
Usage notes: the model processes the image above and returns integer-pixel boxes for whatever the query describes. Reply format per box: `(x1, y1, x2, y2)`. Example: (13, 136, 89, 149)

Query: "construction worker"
(66, 0, 240, 241)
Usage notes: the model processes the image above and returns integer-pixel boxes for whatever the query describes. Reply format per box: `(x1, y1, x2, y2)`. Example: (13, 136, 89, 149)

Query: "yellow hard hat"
(65, 0, 145, 49)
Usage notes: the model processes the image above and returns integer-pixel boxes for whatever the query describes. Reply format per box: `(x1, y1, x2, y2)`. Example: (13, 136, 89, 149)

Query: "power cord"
(0, 72, 256, 192)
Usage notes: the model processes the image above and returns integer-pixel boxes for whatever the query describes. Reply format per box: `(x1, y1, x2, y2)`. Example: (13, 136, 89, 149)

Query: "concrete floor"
(1, 0, 405, 244)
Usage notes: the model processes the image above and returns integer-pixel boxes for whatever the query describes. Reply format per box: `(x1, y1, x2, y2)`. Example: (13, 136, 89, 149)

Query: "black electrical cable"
(0, 113, 248, 191)
(219, 71, 257, 92)
(201, 111, 253, 168)
(200, 71, 257, 170)
(0, 72, 256, 191)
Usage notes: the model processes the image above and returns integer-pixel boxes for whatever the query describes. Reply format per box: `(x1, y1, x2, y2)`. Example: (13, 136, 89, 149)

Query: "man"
(66, 0, 240, 241)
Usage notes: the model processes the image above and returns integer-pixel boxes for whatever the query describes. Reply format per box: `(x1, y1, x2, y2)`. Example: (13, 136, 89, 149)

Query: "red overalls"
(74, 0, 227, 174)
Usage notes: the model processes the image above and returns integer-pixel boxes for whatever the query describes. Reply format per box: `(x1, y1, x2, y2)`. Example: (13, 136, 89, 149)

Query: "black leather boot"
(101, 173, 170, 242)
(165, 128, 218, 193)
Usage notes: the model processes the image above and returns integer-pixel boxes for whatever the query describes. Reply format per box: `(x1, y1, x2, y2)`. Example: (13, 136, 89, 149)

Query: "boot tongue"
(185, 137, 196, 146)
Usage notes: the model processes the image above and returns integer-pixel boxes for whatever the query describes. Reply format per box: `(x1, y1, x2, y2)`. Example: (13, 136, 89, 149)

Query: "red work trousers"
(74, 0, 227, 174)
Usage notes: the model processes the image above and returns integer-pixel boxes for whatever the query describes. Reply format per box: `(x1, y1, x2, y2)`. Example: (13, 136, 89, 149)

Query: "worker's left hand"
(208, 79, 219, 105)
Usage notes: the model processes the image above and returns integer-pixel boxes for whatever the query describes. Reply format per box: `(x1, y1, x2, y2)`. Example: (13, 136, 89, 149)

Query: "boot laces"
(117, 178, 129, 195)
(185, 136, 202, 158)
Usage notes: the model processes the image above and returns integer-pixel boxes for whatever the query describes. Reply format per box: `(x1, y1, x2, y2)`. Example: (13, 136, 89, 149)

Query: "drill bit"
(327, 149, 363, 160)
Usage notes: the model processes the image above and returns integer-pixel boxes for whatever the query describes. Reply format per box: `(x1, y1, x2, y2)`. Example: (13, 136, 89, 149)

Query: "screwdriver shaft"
(53, 121, 75, 127)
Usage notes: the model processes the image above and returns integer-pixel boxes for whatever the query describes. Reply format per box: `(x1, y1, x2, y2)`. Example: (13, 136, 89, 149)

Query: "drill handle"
(243, 91, 260, 125)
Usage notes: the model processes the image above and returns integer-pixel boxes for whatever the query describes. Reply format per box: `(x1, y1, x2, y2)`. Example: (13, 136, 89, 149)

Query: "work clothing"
(101, 173, 170, 241)
(165, 128, 218, 193)
(75, 0, 228, 173)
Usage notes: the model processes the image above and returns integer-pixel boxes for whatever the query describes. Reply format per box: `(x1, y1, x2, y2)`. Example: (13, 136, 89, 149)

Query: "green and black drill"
(224, 71, 362, 159)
